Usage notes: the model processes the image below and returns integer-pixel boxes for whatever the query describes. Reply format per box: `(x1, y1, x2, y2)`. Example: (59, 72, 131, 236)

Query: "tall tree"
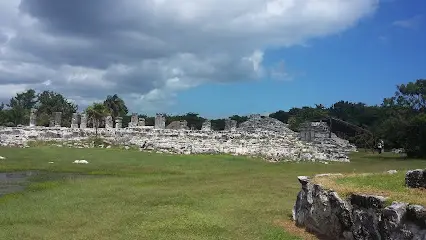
(103, 94, 128, 122)
(269, 110, 290, 123)
(7, 89, 37, 125)
(36, 91, 78, 126)
(8, 89, 37, 110)
(86, 103, 110, 137)
(379, 79, 426, 157)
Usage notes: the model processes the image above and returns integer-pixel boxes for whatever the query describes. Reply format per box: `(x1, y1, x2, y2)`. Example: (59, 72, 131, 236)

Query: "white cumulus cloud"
(0, 0, 379, 113)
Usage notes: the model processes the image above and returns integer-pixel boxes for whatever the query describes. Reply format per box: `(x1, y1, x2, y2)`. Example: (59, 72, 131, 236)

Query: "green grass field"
(0, 147, 424, 240)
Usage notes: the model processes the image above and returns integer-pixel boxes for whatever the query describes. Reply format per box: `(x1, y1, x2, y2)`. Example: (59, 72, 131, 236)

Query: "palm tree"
(86, 102, 109, 137)
(103, 94, 128, 123)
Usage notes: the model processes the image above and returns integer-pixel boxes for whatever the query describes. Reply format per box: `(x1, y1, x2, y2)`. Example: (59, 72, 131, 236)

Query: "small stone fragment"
(73, 160, 89, 164)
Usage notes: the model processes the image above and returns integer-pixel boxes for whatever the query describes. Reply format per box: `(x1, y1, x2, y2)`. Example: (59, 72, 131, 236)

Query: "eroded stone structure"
(49, 118, 55, 127)
(249, 114, 261, 120)
(105, 115, 114, 129)
(129, 113, 138, 127)
(71, 113, 79, 129)
(155, 114, 166, 129)
(53, 112, 62, 127)
(80, 113, 87, 129)
(299, 121, 330, 141)
(299, 121, 357, 152)
(29, 108, 37, 127)
(201, 120, 211, 131)
(293, 176, 426, 239)
(115, 117, 123, 129)
(224, 119, 237, 131)
(0, 116, 357, 162)
(138, 118, 145, 127)
(166, 120, 188, 130)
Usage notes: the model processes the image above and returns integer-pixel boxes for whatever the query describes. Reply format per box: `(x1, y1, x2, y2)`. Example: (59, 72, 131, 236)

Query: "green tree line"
(1, 79, 425, 157)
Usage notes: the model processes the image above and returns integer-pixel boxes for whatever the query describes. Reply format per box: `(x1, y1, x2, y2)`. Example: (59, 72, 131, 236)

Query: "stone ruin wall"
(0, 112, 357, 163)
(293, 175, 426, 240)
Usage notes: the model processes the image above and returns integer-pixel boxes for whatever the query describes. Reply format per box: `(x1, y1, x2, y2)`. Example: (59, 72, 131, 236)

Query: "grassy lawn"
(314, 165, 426, 206)
(0, 147, 425, 240)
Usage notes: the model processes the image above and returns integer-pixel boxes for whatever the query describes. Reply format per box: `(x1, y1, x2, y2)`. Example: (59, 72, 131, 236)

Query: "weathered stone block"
(166, 120, 188, 130)
(406, 169, 426, 188)
(224, 119, 237, 131)
(80, 113, 87, 129)
(201, 120, 211, 131)
(129, 113, 138, 127)
(138, 118, 145, 127)
(293, 176, 426, 240)
(105, 115, 114, 129)
(29, 108, 37, 127)
(115, 117, 123, 129)
(155, 113, 166, 129)
(71, 113, 79, 129)
(53, 112, 62, 127)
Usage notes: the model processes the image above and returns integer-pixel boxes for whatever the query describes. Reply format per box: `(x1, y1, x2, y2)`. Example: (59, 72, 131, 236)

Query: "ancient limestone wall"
(0, 114, 358, 162)
(293, 176, 426, 240)
(166, 120, 189, 130)
(0, 125, 353, 162)
(299, 121, 357, 152)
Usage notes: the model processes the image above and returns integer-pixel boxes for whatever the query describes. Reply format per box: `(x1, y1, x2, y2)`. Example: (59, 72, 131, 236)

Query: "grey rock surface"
(201, 120, 212, 131)
(406, 169, 426, 189)
(293, 177, 426, 240)
(166, 120, 189, 130)
(0, 125, 353, 162)
(29, 108, 37, 127)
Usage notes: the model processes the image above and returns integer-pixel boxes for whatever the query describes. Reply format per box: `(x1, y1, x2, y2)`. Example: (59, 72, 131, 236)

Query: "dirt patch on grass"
(0, 171, 39, 197)
(0, 171, 94, 198)
(273, 219, 320, 240)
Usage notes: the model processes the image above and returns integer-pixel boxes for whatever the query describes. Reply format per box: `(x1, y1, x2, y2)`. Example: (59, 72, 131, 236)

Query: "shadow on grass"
(0, 171, 99, 198)
(352, 152, 411, 161)
(273, 213, 329, 240)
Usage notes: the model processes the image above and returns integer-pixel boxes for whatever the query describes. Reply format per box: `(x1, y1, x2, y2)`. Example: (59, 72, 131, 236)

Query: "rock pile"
(238, 116, 294, 134)
(0, 125, 353, 162)
(299, 121, 357, 152)
(166, 120, 189, 130)
(293, 176, 426, 239)
(0, 116, 357, 162)
(406, 169, 426, 188)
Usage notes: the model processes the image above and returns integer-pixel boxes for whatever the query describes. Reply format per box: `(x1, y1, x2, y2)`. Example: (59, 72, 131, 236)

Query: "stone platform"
(0, 118, 356, 163)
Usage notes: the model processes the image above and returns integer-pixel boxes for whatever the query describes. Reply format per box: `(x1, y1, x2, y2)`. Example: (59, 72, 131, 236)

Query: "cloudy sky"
(0, 0, 425, 117)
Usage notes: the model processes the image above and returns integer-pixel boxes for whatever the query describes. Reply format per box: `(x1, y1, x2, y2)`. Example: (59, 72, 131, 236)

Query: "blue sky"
(175, 0, 426, 118)
(0, 0, 424, 118)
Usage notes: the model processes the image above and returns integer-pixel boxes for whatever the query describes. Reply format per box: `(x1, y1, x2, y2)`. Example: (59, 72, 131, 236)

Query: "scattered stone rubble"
(0, 113, 358, 162)
(201, 120, 211, 131)
(293, 176, 426, 240)
(166, 120, 189, 130)
(299, 121, 357, 152)
(406, 169, 426, 189)
(73, 160, 89, 164)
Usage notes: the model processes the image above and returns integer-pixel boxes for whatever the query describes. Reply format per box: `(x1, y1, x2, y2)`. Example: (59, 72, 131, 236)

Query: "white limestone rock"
(73, 160, 89, 164)
(0, 124, 354, 162)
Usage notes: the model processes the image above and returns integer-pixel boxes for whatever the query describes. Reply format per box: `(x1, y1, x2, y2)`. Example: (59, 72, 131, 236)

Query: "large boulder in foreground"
(293, 176, 426, 240)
